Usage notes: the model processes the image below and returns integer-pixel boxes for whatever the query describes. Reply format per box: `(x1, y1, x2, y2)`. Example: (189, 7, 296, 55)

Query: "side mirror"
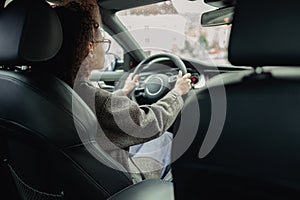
(201, 6, 234, 27)
(103, 52, 122, 71)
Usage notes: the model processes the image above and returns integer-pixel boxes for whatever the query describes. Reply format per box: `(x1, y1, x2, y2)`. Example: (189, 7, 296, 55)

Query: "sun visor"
(0, 0, 62, 65)
(228, 0, 300, 66)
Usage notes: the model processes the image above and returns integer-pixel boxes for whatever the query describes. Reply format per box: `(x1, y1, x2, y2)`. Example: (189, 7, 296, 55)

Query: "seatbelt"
(128, 156, 146, 181)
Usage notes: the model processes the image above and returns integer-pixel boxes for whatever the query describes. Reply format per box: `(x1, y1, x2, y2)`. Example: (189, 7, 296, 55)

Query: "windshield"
(116, 0, 231, 65)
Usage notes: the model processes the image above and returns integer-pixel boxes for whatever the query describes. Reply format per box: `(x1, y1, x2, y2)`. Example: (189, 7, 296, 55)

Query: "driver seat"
(0, 0, 133, 199)
(0, 1, 175, 200)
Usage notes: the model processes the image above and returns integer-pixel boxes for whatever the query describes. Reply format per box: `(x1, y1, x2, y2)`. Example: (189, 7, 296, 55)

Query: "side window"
(102, 30, 124, 71)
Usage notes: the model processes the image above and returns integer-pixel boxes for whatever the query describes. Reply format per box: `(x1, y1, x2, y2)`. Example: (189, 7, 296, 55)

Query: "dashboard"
(91, 57, 250, 92)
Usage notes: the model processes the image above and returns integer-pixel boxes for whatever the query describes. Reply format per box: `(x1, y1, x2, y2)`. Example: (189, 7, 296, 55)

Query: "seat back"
(0, 0, 132, 199)
(173, 70, 300, 199)
(172, 0, 300, 199)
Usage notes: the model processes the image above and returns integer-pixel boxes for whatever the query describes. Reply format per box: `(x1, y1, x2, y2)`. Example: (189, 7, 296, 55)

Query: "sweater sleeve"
(94, 88, 184, 149)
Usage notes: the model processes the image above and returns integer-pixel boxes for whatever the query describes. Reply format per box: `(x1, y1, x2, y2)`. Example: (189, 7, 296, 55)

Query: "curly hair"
(40, 0, 101, 87)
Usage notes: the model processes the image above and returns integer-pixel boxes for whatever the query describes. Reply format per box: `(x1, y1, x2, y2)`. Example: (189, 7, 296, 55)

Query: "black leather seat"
(0, 1, 175, 199)
(0, 0, 132, 199)
(172, 0, 300, 199)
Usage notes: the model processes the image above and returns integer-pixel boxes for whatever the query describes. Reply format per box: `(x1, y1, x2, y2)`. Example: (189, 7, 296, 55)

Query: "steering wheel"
(130, 53, 187, 103)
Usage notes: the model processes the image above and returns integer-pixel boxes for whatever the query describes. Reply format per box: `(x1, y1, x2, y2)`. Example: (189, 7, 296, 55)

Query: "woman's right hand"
(172, 71, 192, 96)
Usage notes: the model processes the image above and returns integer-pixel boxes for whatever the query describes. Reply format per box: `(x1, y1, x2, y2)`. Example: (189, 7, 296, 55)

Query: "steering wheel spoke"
(134, 92, 145, 98)
(168, 75, 178, 83)
(135, 85, 145, 90)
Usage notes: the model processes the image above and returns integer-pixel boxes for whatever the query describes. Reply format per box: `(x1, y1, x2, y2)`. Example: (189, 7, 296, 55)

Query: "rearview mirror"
(201, 6, 234, 27)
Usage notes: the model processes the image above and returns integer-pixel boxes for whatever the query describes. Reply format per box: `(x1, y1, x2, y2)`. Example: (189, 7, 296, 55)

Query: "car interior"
(1, 0, 300, 199)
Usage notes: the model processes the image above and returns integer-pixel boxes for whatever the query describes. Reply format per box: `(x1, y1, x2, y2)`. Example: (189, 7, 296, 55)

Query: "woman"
(47, 0, 191, 181)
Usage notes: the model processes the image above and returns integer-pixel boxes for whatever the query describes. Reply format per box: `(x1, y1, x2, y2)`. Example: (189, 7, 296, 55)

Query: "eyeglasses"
(93, 38, 111, 53)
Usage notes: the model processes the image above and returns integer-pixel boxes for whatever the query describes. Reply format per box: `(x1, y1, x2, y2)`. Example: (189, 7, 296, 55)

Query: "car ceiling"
(98, 0, 237, 11)
(48, 0, 236, 12)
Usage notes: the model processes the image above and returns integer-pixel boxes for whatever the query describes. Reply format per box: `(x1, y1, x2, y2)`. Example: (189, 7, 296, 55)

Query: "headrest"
(228, 0, 300, 66)
(0, 0, 62, 65)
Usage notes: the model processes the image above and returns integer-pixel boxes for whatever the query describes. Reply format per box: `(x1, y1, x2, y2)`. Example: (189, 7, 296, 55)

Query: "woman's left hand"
(122, 73, 139, 95)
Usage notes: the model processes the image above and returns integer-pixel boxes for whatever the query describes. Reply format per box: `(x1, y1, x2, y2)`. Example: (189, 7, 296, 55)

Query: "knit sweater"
(74, 80, 184, 176)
